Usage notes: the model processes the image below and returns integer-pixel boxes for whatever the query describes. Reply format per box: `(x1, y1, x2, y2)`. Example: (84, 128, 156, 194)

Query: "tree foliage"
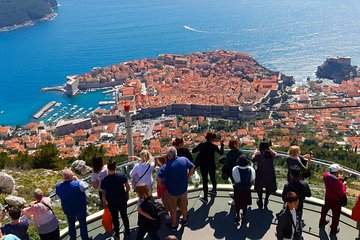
(79, 144, 105, 166)
(32, 143, 59, 169)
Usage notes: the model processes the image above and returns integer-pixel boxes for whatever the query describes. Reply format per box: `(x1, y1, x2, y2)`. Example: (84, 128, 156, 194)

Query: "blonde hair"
(135, 183, 152, 199)
(140, 150, 153, 164)
(288, 146, 301, 158)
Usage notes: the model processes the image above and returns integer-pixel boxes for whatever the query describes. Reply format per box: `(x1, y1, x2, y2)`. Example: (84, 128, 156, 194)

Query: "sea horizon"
(1, 0, 360, 126)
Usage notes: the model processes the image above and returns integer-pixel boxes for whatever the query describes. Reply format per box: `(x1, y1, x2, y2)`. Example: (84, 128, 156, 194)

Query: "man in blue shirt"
(157, 147, 195, 231)
(56, 168, 91, 240)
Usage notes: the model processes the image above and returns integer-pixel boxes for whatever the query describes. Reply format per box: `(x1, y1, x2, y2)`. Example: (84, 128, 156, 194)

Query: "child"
(135, 184, 160, 240)
(232, 155, 255, 225)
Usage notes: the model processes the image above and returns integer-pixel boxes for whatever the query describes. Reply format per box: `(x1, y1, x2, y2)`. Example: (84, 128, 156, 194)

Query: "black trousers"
(39, 227, 60, 240)
(108, 201, 130, 237)
(200, 165, 217, 199)
(136, 226, 160, 240)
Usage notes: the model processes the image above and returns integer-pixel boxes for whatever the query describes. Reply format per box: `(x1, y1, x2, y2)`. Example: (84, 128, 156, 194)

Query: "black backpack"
(152, 201, 166, 229)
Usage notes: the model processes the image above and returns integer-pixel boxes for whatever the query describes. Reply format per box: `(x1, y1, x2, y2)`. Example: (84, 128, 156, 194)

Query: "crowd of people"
(0, 131, 358, 240)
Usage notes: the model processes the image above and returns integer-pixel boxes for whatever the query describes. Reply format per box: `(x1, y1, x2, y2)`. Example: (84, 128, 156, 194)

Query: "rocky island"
(316, 56, 359, 83)
(0, 0, 58, 32)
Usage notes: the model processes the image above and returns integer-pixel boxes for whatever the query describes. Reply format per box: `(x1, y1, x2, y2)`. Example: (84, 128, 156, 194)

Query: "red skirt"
(234, 188, 252, 209)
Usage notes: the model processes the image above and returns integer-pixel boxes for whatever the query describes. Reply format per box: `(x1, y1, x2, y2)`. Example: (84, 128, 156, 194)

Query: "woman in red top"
(319, 163, 347, 236)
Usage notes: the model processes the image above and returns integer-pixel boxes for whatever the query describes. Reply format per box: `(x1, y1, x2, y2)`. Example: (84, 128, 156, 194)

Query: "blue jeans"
(67, 211, 89, 240)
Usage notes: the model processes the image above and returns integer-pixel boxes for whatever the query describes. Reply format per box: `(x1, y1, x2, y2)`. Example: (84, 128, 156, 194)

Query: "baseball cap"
(329, 163, 343, 173)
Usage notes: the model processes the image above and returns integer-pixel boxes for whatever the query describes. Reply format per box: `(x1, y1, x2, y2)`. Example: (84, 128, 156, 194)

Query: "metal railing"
(50, 148, 360, 199)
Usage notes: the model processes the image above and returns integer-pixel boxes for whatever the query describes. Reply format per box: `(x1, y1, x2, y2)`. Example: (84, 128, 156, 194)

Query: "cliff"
(316, 56, 358, 84)
(0, 0, 58, 31)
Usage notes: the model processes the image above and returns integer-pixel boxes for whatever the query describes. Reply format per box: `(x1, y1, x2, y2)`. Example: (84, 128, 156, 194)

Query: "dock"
(41, 85, 65, 93)
(33, 101, 56, 119)
(99, 101, 115, 106)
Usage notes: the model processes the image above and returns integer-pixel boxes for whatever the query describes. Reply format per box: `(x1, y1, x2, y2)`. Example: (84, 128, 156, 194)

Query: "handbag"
(341, 194, 348, 207)
(102, 207, 113, 233)
(131, 163, 151, 190)
(221, 165, 229, 180)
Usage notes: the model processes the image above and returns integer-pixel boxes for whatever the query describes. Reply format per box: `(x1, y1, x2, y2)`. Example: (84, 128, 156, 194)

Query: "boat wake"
(183, 25, 209, 33)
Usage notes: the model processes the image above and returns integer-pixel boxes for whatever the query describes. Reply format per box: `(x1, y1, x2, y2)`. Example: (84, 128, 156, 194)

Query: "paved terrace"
(60, 185, 358, 240)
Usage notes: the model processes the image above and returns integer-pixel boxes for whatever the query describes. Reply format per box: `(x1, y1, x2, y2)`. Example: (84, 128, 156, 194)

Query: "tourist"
(225, 139, 243, 183)
(319, 163, 347, 235)
(90, 156, 108, 205)
(282, 166, 311, 222)
(351, 194, 360, 240)
(22, 189, 60, 240)
(0, 206, 29, 240)
(276, 191, 302, 240)
(286, 146, 312, 181)
(192, 132, 224, 203)
(252, 142, 277, 209)
(0, 229, 20, 240)
(172, 137, 193, 162)
(157, 147, 195, 231)
(56, 168, 91, 240)
(155, 154, 168, 201)
(101, 159, 131, 240)
(232, 155, 255, 225)
(130, 150, 155, 191)
(135, 184, 160, 240)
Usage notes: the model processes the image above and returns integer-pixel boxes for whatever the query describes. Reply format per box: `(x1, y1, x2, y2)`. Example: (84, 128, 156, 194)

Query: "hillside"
(0, 0, 58, 31)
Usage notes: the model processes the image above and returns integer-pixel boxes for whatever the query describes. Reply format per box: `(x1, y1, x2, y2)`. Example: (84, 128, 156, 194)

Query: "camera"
(2, 205, 10, 213)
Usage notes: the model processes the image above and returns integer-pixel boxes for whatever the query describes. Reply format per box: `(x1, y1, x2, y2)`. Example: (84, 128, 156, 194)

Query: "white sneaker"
(229, 192, 234, 198)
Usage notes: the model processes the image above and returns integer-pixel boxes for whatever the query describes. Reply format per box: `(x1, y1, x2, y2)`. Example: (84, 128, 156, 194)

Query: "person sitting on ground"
(155, 154, 168, 201)
(0, 206, 29, 240)
(252, 141, 277, 209)
(286, 146, 312, 181)
(135, 184, 161, 240)
(232, 155, 255, 225)
(22, 189, 60, 240)
(282, 166, 311, 223)
(0, 229, 20, 240)
(101, 159, 131, 240)
(276, 191, 302, 240)
(319, 163, 347, 236)
(90, 156, 108, 206)
(192, 132, 224, 203)
(130, 150, 155, 191)
(157, 147, 195, 232)
(172, 137, 193, 162)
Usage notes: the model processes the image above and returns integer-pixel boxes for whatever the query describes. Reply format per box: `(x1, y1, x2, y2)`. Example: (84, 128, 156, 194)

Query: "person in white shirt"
(90, 156, 108, 205)
(22, 189, 59, 240)
(232, 155, 255, 225)
(130, 150, 155, 191)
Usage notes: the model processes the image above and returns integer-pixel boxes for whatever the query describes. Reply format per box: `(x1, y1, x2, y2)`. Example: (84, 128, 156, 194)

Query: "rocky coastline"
(0, 12, 57, 32)
(0, 0, 58, 32)
(316, 56, 359, 84)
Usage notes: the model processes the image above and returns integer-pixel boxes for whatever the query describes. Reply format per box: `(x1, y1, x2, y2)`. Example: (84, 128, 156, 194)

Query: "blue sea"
(1, 0, 360, 125)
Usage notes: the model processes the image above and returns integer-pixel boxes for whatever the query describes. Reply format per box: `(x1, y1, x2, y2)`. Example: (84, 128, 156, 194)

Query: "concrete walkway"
(61, 186, 359, 240)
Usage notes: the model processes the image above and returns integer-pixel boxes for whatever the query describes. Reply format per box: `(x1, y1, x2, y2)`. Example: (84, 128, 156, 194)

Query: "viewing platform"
(59, 185, 359, 240)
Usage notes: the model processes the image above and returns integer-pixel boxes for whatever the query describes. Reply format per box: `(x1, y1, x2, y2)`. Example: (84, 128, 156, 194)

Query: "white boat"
(0, 111, 4, 114)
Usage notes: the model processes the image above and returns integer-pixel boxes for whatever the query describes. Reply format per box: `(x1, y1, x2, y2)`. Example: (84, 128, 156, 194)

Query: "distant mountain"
(0, 0, 58, 32)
